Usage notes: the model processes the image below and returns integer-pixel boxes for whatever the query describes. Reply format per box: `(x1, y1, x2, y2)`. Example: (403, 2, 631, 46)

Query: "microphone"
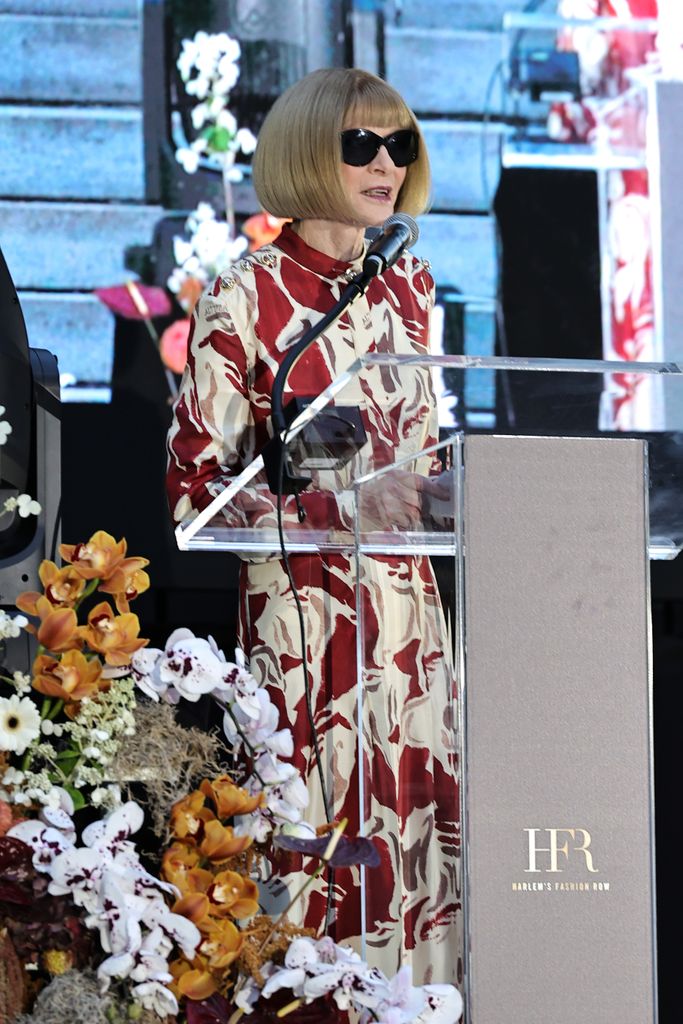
(362, 213, 419, 279)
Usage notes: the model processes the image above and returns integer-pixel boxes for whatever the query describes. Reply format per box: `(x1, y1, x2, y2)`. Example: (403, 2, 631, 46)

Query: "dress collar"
(273, 223, 365, 280)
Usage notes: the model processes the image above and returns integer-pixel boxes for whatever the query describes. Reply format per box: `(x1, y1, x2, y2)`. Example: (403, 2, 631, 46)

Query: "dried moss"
(16, 970, 111, 1024)
(17, 970, 167, 1024)
(237, 916, 315, 986)
(108, 701, 224, 836)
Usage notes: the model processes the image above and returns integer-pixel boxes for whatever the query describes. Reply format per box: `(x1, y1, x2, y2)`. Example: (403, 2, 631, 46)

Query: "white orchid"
(131, 979, 179, 1017)
(175, 146, 201, 174)
(159, 635, 230, 702)
(82, 800, 145, 855)
(8, 818, 75, 873)
(49, 848, 106, 909)
(17, 797, 201, 1013)
(304, 946, 384, 1012)
(236, 126, 258, 154)
(370, 966, 427, 1024)
(174, 28, 256, 176)
(252, 935, 454, 1024)
(3, 493, 41, 517)
(84, 871, 143, 954)
(0, 609, 28, 641)
(416, 985, 464, 1024)
(223, 685, 278, 748)
(0, 406, 11, 444)
(235, 969, 270, 1012)
(166, 203, 248, 301)
(261, 936, 321, 999)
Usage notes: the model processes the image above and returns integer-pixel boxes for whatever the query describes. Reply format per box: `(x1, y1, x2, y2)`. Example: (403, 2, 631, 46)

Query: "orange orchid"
(173, 892, 212, 931)
(243, 211, 290, 251)
(162, 842, 202, 888)
(184, 866, 215, 894)
(32, 649, 106, 707)
(0, 800, 13, 837)
(199, 775, 264, 819)
(30, 596, 83, 653)
(170, 791, 215, 841)
(169, 957, 217, 1001)
(199, 820, 252, 863)
(16, 561, 86, 615)
(60, 530, 127, 582)
(98, 557, 150, 614)
(199, 917, 243, 970)
(208, 870, 259, 920)
(77, 601, 148, 666)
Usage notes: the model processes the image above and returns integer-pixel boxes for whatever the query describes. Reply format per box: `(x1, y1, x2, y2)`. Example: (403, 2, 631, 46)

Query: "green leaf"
(63, 784, 86, 810)
(54, 751, 80, 775)
(205, 125, 232, 153)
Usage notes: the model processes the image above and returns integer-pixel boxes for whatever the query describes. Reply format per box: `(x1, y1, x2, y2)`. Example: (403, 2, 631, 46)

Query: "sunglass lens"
(340, 130, 379, 166)
(385, 130, 418, 167)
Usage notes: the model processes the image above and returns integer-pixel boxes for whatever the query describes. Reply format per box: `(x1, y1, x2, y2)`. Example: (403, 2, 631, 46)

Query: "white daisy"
(0, 694, 41, 755)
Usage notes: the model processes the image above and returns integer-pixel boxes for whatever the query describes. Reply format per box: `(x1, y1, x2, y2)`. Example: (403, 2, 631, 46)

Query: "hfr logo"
(523, 828, 598, 873)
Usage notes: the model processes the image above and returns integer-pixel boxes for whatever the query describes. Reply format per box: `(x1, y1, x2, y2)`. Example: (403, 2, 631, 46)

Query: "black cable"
(275, 428, 337, 935)
(274, 446, 332, 826)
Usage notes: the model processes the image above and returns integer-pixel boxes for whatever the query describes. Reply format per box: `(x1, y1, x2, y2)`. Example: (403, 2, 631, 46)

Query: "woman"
(167, 68, 460, 985)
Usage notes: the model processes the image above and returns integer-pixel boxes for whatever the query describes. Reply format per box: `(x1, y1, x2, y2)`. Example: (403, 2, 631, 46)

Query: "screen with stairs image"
(0, 0, 528, 416)
(1, 0, 667, 434)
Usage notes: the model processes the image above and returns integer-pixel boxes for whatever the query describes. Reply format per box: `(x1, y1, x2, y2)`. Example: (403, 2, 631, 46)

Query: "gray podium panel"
(463, 435, 656, 1024)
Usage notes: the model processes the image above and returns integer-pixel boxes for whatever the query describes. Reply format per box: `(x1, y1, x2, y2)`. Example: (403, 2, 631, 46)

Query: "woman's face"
(339, 122, 408, 228)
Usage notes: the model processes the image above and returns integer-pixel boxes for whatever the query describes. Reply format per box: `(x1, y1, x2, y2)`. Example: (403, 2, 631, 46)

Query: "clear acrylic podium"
(176, 354, 671, 1023)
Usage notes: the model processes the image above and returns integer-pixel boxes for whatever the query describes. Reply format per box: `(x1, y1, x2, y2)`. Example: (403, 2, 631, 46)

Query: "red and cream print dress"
(167, 225, 461, 985)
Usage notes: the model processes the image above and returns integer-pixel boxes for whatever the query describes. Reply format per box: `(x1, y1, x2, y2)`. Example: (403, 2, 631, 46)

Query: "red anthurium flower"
(94, 283, 172, 320)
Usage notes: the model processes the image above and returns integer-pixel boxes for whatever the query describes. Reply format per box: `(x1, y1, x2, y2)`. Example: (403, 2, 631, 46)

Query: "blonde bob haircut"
(252, 68, 431, 223)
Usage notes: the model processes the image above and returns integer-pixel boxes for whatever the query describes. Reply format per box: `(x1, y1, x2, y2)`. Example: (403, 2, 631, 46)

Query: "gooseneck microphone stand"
(263, 211, 419, 494)
(262, 272, 370, 496)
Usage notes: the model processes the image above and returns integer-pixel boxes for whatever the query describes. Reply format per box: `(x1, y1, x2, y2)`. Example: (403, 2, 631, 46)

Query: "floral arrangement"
(174, 31, 258, 177)
(0, 523, 463, 1024)
(93, 30, 288, 384)
(167, 202, 249, 314)
(160, 29, 288, 378)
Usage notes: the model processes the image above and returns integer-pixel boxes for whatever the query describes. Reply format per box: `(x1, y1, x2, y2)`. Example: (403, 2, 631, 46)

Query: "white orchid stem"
(211, 696, 268, 790)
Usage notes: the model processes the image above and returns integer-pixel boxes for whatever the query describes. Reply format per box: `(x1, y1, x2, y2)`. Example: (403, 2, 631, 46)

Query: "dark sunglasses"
(340, 128, 419, 168)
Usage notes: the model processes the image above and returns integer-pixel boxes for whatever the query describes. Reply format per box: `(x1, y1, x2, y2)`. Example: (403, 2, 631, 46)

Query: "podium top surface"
(175, 355, 683, 561)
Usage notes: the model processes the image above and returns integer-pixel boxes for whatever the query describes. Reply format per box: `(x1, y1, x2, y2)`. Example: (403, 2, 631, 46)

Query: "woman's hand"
(359, 470, 428, 531)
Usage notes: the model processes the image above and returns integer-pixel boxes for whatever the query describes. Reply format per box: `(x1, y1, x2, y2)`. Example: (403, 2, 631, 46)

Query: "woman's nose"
(369, 144, 394, 171)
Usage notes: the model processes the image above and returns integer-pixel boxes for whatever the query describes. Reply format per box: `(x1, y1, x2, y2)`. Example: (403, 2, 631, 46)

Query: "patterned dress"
(166, 225, 461, 985)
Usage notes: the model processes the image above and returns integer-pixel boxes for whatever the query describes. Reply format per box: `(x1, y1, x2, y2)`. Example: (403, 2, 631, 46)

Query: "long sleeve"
(166, 271, 355, 536)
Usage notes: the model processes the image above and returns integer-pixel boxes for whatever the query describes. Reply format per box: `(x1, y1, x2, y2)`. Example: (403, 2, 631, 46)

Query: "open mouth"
(362, 187, 392, 200)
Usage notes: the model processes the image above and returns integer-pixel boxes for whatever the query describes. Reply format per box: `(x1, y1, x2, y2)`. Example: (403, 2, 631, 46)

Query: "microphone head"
(382, 213, 419, 249)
